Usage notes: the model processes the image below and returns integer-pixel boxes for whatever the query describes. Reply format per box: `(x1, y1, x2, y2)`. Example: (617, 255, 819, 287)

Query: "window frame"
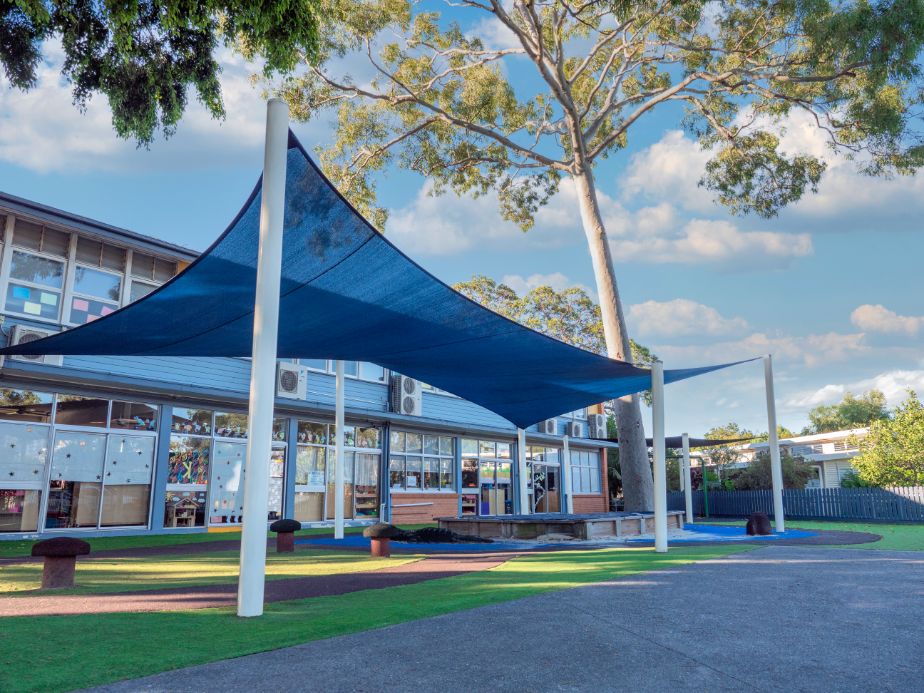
(4, 247, 67, 322)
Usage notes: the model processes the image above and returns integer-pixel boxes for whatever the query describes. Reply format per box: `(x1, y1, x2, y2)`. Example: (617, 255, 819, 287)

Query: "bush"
(732, 451, 814, 490)
(839, 470, 874, 488)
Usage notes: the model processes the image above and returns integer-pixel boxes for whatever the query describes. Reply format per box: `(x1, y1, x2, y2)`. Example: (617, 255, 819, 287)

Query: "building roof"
(0, 191, 199, 260)
(743, 428, 869, 449)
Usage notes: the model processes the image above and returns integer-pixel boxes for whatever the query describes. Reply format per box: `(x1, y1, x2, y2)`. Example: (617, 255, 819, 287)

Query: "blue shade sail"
(0, 133, 752, 428)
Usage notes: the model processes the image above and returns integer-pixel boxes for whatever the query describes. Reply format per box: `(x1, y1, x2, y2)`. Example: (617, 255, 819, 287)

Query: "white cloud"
(611, 217, 812, 267)
(851, 304, 924, 336)
(787, 369, 924, 409)
(654, 330, 867, 368)
(621, 130, 714, 212)
(501, 272, 592, 296)
(0, 43, 328, 173)
(386, 180, 576, 255)
(629, 299, 748, 338)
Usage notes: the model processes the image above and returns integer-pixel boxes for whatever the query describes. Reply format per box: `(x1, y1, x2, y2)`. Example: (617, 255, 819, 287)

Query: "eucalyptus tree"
(279, 0, 924, 510)
(0, 0, 320, 143)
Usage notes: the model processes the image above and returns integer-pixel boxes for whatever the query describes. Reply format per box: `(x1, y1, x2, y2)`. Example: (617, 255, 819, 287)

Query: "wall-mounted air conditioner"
(565, 421, 583, 438)
(276, 362, 308, 400)
(540, 418, 557, 435)
(8, 325, 63, 367)
(587, 413, 606, 439)
(390, 374, 422, 416)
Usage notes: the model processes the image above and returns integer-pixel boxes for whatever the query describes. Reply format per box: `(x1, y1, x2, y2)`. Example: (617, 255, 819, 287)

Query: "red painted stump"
(31, 537, 91, 589)
(270, 519, 301, 553)
(370, 537, 391, 558)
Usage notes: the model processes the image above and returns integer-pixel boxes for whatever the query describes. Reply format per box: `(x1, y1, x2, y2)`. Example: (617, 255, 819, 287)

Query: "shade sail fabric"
(0, 133, 750, 428)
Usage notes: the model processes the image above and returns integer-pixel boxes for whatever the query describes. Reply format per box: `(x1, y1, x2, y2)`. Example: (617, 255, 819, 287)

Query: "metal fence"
(667, 486, 924, 523)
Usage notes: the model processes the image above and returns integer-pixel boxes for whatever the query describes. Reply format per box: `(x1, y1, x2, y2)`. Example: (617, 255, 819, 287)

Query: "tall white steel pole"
(517, 428, 530, 514)
(334, 360, 345, 539)
(561, 435, 574, 514)
(681, 432, 693, 525)
(652, 361, 668, 553)
(764, 355, 785, 532)
(238, 98, 288, 618)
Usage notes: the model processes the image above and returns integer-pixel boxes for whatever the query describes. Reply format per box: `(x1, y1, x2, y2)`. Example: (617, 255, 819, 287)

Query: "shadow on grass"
(0, 545, 751, 693)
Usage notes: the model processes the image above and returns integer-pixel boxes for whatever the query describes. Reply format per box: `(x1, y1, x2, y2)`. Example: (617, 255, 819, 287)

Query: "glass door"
(532, 464, 561, 514)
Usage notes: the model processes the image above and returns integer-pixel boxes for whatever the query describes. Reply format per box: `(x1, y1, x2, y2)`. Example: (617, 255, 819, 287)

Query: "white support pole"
(517, 428, 530, 515)
(651, 361, 668, 553)
(561, 435, 574, 514)
(238, 98, 288, 618)
(334, 359, 345, 539)
(764, 355, 785, 533)
(681, 432, 693, 525)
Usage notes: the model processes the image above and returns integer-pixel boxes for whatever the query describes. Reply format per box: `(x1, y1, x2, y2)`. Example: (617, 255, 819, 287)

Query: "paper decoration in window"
(70, 297, 119, 325)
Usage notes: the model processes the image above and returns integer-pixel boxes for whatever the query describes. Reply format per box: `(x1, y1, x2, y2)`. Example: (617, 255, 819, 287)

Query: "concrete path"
(91, 546, 924, 692)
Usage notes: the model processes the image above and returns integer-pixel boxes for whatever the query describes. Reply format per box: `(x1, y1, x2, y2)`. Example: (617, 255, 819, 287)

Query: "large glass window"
(6, 250, 64, 319)
(45, 432, 107, 528)
(0, 388, 53, 423)
(389, 431, 454, 492)
(165, 434, 210, 528)
(570, 450, 602, 494)
(463, 438, 515, 516)
(54, 395, 110, 428)
(99, 434, 155, 526)
(0, 419, 50, 532)
(69, 266, 121, 325)
(296, 420, 381, 522)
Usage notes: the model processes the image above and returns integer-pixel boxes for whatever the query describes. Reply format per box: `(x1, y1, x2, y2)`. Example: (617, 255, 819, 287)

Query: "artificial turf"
(699, 519, 924, 551)
(0, 544, 750, 692)
(0, 550, 421, 595)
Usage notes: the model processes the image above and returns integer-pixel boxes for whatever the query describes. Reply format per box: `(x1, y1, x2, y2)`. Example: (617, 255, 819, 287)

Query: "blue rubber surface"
(625, 523, 817, 544)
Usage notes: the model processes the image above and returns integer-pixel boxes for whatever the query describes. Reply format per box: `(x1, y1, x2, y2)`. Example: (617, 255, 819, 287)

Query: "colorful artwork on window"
(70, 296, 118, 325)
(167, 438, 210, 485)
(5, 283, 60, 319)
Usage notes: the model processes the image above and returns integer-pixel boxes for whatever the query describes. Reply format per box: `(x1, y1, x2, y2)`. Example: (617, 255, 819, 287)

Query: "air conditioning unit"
(8, 325, 63, 367)
(588, 413, 606, 439)
(390, 374, 422, 416)
(565, 421, 582, 438)
(540, 418, 557, 435)
(276, 363, 308, 400)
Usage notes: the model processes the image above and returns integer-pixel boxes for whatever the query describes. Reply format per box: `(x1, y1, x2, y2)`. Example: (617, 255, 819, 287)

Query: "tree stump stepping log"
(270, 519, 301, 553)
(746, 512, 773, 536)
(363, 523, 402, 557)
(31, 537, 91, 589)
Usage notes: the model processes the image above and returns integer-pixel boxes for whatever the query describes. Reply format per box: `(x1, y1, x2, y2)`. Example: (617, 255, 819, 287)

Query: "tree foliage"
(0, 0, 321, 143)
(853, 391, 924, 486)
(732, 450, 815, 490)
(454, 274, 655, 364)
(805, 389, 890, 434)
(279, 0, 924, 228)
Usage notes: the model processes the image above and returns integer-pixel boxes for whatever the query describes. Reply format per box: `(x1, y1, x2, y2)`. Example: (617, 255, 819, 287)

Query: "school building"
(0, 191, 612, 538)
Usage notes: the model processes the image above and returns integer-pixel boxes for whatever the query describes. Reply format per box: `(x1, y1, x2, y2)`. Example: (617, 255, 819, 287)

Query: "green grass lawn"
(0, 550, 420, 595)
(0, 523, 436, 560)
(0, 544, 750, 692)
(698, 518, 924, 551)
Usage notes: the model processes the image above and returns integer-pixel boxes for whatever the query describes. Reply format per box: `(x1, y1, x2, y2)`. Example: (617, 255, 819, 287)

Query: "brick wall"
(573, 494, 607, 513)
(391, 493, 459, 524)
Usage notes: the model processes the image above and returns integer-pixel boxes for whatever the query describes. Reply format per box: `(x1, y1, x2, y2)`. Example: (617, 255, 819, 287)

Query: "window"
(165, 436, 209, 528)
(570, 450, 601, 494)
(6, 249, 65, 320)
(297, 359, 387, 382)
(54, 395, 109, 428)
(0, 388, 53, 423)
(389, 431, 454, 491)
(130, 280, 157, 302)
(70, 265, 122, 325)
(295, 420, 381, 522)
(131, 252, 177, 283)
(0, 420, 50, 532)
(109, 401, 158, 431)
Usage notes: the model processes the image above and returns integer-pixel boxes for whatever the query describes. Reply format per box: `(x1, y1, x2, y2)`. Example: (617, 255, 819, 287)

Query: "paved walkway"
(0, 554, 512, 616)
(91, 546, 924, 692)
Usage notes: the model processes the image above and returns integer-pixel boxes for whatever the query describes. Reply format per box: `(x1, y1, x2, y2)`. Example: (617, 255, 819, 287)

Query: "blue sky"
(1, 24, 923, 438)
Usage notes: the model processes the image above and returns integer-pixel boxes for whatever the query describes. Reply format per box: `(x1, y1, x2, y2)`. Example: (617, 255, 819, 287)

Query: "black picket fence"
(667, 486, 924, 523)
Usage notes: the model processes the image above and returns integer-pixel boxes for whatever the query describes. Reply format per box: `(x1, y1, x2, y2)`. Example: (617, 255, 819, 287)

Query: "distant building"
(737, 429, 868, 488)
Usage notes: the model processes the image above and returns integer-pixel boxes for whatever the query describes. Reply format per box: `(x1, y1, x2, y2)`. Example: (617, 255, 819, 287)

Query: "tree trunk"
(572, 169, 655, 512)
